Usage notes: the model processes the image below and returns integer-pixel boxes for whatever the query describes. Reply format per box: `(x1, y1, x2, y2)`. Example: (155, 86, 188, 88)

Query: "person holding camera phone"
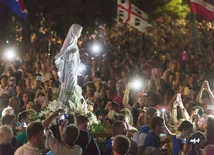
(196, 80, 214, 110)
(182, 131, 207, 155)
(42, 109, 82, 155)
(43, 110, 101, 155)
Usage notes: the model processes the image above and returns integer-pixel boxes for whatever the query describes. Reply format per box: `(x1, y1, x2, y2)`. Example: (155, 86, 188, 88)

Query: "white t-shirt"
(14, 142, 42, 155)
(45, 129, 82, 155)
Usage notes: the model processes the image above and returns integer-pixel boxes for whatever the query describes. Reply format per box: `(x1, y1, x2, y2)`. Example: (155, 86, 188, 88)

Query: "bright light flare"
(131, 79, 143, 90)
(78, 64, 86, 73)
(91, 43, 101, 54)
(78, 66, 84, 72)
(4, 49, 16, 61)
(161, 108, 166, 113)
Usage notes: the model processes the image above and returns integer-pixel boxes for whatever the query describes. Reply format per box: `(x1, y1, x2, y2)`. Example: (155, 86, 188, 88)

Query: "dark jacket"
(75, 130, 101, 155)
(0, 144, 15, 155)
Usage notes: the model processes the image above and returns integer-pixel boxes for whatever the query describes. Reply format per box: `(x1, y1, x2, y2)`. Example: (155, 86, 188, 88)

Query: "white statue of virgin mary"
(54, 24, 83, 104)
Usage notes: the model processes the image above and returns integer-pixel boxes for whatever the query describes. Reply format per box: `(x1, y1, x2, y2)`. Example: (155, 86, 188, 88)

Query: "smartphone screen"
(60, 114, 68, 120)
(46, 151, 54, 155)
(22, 122, 27, 128)
(176, 93, 181, 102)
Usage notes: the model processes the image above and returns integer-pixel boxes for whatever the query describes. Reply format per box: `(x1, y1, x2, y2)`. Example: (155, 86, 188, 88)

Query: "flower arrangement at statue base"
(31, 86, 106, 133)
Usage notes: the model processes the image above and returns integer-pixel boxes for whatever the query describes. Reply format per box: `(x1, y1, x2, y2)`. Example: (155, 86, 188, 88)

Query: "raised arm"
(43, 109, 63, 129)
(196, 82, 205, 104)
(204, 80, 214, 105)
(178, 99, 190, 120)
(123, 83, 132, 111)
(171, 101, 179, 129)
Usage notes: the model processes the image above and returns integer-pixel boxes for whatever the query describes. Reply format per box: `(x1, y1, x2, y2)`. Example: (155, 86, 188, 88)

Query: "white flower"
(38, 112, 44, 117)
(48, 100, 65, 111)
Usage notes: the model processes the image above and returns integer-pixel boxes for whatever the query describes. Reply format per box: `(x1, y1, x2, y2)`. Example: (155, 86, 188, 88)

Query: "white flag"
(117, 0, 148, 32)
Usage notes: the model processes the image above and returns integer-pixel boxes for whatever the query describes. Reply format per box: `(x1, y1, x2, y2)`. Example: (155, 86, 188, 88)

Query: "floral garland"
(31, 85, 105, 133)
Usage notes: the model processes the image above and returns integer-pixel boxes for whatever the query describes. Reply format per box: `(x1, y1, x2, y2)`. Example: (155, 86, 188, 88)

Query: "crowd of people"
(1, 15, 214, 155)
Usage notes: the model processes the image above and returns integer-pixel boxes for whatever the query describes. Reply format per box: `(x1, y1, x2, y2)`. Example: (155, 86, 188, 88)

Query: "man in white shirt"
(15, 122, 46, 155)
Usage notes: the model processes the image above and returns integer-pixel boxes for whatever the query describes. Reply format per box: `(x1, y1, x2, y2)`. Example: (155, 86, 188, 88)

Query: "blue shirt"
(139, 125, 150, 134)
(142, 131, 160, 150)
(172, 135, 186, 155)
(105, 137, 113, 155)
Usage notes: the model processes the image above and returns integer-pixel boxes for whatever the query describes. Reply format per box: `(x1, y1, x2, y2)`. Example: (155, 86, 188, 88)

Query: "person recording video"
(182, 131, 207, 155)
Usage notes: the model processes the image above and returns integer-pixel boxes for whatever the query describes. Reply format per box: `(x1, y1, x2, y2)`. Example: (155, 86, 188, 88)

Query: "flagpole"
(191, 12, 197, 44)
(117, 0, 121, 54)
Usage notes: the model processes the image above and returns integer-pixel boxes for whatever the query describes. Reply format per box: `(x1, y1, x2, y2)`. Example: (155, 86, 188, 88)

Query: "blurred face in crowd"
(97, 82, 103, 92)
(118, 123, 127, 136)
(137, 111, 145, 126)
(87, 89, 94, 98)
(114, 59, 120, 67)
(184, 127, 193, 137)
(26, 102, 35, 110)
(1, 77, 8, 86)
(33, 79, 39, 88)
(170, 62, 177, 72)
(77, 121, 88, 130)
(198, 116, 206, 131)
(138, 96, 150, 108)
(175, 72, 182, 80)
(22, 92, 29, 104)
(106, 89, 112, 99)
(41, 64, 47, 71)
(116, 82, 125, 93)
(158, 122, 166, 134)
(198, 64, 204, 71)
(49, 79, 55, 87)
(185, 63, 191, 71)
(44, 81, 49, 89)
(25, 78, 31, 87)
(16, 85, 23, 97)
(85, 75, 92, 84)
(34, 61, 41, 69)
(189, 76, 196, 86)
(45, 88, 52, 100)
(9, 98, 20, 113)
(108, 79, 114, 89)
(121, 71, 127, 78)
(169, 74, 175, 84)
(7, 117, 16, 132)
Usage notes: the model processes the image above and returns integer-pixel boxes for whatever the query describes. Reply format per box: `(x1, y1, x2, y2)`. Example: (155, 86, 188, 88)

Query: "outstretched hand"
(203, 80, 211, 91)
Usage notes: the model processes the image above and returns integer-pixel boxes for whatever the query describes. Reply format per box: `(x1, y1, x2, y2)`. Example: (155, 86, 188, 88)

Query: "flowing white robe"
(54, 24, 83, 103)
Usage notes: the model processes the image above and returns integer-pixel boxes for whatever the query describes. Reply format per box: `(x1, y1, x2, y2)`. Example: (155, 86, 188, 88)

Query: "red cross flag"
(117, 0, 148, 32)
(190, 0, 214, 22)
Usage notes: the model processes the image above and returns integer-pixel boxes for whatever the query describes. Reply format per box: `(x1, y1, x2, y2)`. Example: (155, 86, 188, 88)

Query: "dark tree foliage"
(22, 0, 169, 29)
(0, 0, 176, 46)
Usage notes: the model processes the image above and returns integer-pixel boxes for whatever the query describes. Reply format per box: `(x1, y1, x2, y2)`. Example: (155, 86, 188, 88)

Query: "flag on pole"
(0, 0, 28, 19)
(117, 0, 148, 32)
(190, 0, 214, 22)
